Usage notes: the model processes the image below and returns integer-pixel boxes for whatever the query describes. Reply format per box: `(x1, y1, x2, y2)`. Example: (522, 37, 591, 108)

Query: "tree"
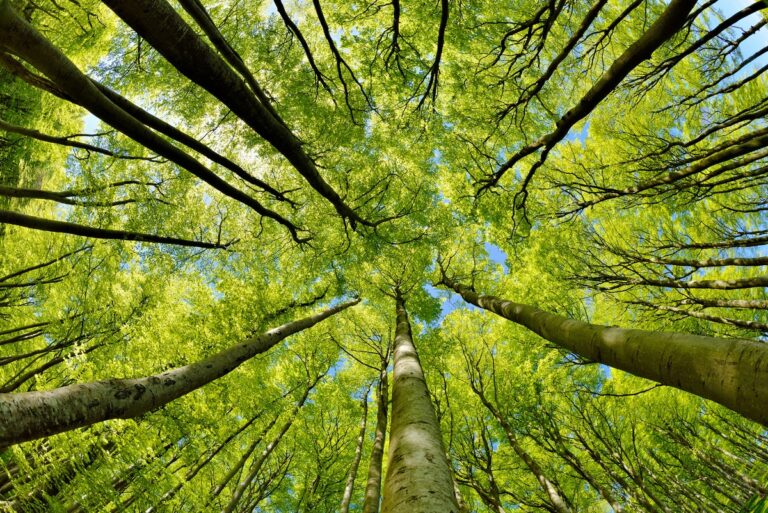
(1, 0, 767, 511)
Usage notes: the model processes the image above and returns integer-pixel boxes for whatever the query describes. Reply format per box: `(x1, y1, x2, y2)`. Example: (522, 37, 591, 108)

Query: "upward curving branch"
(497, 0, 608, 120)
(273, 0, 334, 95)
(312, 0, 373, 119)
(415, 0, 449, 110)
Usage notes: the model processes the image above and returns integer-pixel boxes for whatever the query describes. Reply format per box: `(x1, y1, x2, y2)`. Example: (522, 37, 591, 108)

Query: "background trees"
(1, 0, 767, 511)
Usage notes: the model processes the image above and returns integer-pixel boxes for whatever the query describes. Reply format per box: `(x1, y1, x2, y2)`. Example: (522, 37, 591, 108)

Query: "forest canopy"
(0, 0, 767, 511)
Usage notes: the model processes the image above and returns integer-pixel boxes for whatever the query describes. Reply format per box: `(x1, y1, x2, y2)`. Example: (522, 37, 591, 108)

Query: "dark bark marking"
(133, 384, 146, 400)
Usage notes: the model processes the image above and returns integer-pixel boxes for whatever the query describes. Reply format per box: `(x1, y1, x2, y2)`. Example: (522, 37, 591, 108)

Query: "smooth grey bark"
(0, 298, 358, 446)
(0, 209, 227, 249)
(437, 273, 768, 426)
(362, 369, 388, 513)
(614, 275, 768, 290)
(634, 254, 768, 268)
(340, 391, 369, 513)
(381, 293, 459, 513)
(631, 301, 768, 332)
(679, 298, 768, 310)
(453, 477, 470, 513)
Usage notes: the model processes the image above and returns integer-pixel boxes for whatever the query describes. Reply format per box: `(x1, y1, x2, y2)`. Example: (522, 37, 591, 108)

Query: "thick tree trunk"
(0, 299, 358, 446)
(340, 391, 369, 513)
(381, 293, 459, 513)
(362, 369, 389, 513)
(176, 0, 282, 124)
(438, 274, 768, 426)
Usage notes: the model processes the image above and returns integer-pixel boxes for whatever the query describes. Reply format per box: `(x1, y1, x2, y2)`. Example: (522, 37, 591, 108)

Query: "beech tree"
(1, 0, 767, 511)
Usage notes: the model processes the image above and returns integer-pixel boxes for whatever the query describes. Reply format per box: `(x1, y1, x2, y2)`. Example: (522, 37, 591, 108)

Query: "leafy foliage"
(1, 0, 767, 511)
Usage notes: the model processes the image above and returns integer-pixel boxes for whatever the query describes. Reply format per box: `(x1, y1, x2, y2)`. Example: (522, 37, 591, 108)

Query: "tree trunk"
(220, 375, 320, 513)
(209, 412, 280, 502)
(464, 362, 571, 513)
(146, 403, 272, 513)
(0, 299, 358, 446)
(362, 368, 389, 513)
(497, 421, 571, 513)
(438, 274, 768, 426)
(381, 293, 459, 513)
(340, 389, 369, 513)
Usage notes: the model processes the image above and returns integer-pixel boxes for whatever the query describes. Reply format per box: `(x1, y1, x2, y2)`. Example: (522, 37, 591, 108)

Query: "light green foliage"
(1, 0, 767, 511)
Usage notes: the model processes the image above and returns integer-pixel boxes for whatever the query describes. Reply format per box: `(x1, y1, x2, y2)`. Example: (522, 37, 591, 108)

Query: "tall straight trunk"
(340, 390, 369, 513)
(465, 370, 571, 512)
(498, 421, 571, 513)
(0, 299, 358, 446)
(219, 375, 320, 513)
(438, 273, 768, 426)
(381, 293, 459, 513)
(362, 368, 389, 513)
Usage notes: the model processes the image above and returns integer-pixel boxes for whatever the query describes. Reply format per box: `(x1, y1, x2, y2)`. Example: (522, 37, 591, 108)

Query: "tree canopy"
(1, 0, 767, 511)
